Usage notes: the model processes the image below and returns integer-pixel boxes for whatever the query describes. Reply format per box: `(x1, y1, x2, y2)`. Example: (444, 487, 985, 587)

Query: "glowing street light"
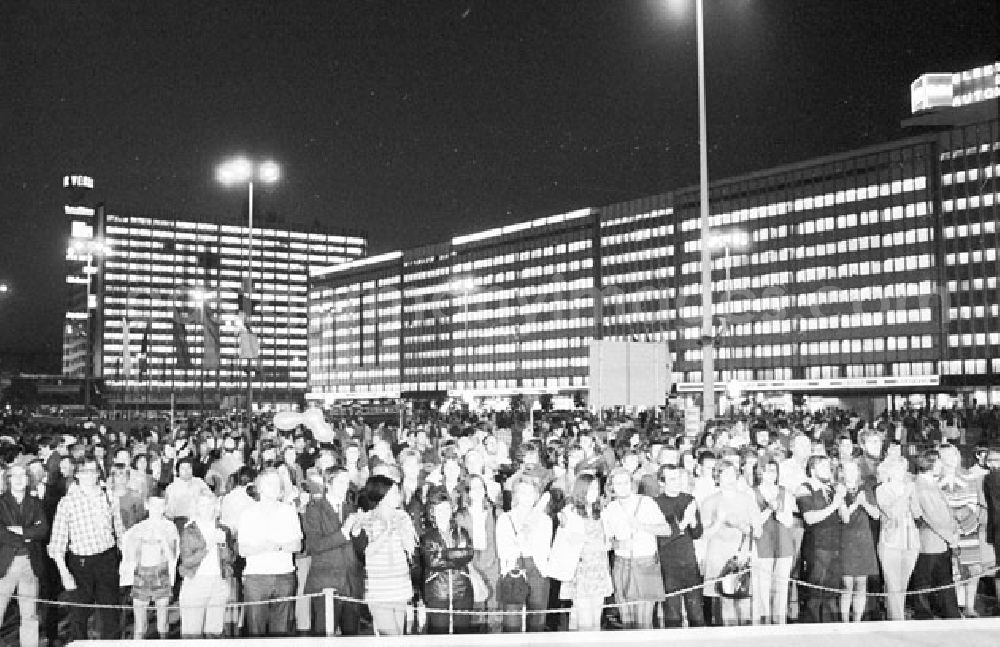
(215, 156, 281, 426)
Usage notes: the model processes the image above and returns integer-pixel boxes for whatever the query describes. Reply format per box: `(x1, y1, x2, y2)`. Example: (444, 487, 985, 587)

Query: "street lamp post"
(694, 0, 715, 426)
(708, 231, 748, 419)
(216, 157, 280, 429)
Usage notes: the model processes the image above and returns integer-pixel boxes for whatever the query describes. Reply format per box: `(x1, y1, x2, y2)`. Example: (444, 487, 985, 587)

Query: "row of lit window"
(600, 208, 673, 229)
(939, 141, 999, 162)
(679, 176, 928, 232)
(603, 247, 673, 267)
(948, 332, 1000, 347)
(603, 267, 674, 286)
(941, 359, 1000, 375)
(943, 221, 1000, 239)
(946, 249, 1000, 266)
(107, 219, 365, 247)
(942, 193, 999, 212)
(451, 241, 592, 275)
(942, 164, 998, 186)
(601, 226, 672, 247)
(107, 381, 304, 389)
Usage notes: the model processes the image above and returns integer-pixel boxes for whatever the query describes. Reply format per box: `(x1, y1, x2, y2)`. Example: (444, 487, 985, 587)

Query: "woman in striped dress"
(358, 475, 418, 635)
(938, 444, 991, 617)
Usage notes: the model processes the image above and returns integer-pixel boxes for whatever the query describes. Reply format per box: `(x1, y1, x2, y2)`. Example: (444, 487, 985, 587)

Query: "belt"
(69, 547, 116, 559)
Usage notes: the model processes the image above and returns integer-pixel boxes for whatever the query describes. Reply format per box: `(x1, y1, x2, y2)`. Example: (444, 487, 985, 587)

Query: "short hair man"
(47, 456, 125, 641)
(237, 470, 303, 637)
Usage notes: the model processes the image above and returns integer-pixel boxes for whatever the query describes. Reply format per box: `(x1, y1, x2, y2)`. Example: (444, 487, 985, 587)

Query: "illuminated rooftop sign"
(63, 175, 94, 189)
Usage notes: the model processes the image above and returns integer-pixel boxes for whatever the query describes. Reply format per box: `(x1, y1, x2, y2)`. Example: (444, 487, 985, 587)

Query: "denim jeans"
(243, 572, 296, 637)
(0, 555, 39, 647)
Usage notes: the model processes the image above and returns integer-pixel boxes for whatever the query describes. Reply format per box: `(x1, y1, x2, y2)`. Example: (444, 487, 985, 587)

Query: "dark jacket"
(301, 497, 364, 597)
(178, 520, 235, 579)
(984, 470, 1000, 547)
(0, 492, 50, 578)
(420, 524, 474, 608)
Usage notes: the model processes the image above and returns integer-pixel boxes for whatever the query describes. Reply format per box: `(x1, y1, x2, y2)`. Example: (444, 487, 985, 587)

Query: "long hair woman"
(559, 472, 612, 631)
(358, 475, 418, 635)
(752, 457, 796, 624)
(456, 473, 501, 633)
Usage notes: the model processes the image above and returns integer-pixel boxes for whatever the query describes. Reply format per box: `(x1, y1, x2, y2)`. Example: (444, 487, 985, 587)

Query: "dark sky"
(1, 0, 997, 355)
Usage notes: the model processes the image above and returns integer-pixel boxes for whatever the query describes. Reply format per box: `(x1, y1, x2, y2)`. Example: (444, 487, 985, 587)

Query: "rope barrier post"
(521, 604, 526, 633)
(323, 588, 335, 638)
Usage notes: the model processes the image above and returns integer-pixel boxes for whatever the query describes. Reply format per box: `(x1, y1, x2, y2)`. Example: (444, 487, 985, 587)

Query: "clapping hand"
(681, 502, 698, 530)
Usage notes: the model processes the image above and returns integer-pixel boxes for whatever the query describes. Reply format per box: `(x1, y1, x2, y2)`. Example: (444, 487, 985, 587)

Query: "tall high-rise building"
(308, 61, 999, 411)
(63, 186, 367, 413)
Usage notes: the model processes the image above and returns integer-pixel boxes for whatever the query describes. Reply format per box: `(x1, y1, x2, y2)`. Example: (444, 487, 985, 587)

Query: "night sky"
(1, 0, 997, 356)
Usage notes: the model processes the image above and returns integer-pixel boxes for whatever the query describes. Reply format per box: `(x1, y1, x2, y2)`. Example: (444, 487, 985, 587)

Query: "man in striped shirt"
(47, 456, 125, 641)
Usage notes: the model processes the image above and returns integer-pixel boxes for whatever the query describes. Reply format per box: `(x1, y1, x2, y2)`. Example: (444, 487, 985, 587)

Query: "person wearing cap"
(0, 462, 49, 647)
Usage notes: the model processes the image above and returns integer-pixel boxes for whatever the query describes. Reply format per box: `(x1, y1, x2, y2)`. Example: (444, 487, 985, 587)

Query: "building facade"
(307, 63, 999, 409)
(63, 183, 367, 412)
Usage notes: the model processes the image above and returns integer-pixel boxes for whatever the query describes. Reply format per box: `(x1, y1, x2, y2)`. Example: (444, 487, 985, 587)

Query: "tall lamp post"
(216, 157, 280, 428)
(693, 0, 715, 426)
(707, 231, 748, 418)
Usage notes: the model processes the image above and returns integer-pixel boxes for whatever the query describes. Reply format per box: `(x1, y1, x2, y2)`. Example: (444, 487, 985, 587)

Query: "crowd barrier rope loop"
(9, 563, 998, 636)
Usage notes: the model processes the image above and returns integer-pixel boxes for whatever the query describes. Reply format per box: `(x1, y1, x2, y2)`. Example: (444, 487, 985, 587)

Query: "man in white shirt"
(603, 467, 671, 629)
(237, 470, 302, 637)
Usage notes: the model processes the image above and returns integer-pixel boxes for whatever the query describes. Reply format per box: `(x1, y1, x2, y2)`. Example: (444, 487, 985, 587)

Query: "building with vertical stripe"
(307, 62, 999, 410)
(63, 192, 367, 413)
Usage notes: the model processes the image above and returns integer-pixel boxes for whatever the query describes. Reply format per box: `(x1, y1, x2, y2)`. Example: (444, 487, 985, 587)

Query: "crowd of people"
(0, 404, 997, 644)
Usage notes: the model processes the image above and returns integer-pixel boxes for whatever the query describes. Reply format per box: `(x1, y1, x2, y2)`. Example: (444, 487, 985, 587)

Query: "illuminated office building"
(63, 187, 366, 412)
(62, 175, 99, 379)
(308, 62, 999, 408)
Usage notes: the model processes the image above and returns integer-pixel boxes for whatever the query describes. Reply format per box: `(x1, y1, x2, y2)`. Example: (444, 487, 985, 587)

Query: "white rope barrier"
(9, 563, 999, 614)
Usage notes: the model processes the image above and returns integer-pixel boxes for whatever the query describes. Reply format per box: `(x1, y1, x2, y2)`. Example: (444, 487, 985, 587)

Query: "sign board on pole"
(589, 340, 669, 409)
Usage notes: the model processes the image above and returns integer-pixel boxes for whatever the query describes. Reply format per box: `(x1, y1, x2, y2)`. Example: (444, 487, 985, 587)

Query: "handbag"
(716, 533, 752, 599)
(496, 562, 531, 606)
(496, 516, 531, 606)
(468, 563, 491, 603)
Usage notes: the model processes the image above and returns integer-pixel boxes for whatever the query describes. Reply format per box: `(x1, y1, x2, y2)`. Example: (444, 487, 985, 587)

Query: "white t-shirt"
(238, 500, 302, 575)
